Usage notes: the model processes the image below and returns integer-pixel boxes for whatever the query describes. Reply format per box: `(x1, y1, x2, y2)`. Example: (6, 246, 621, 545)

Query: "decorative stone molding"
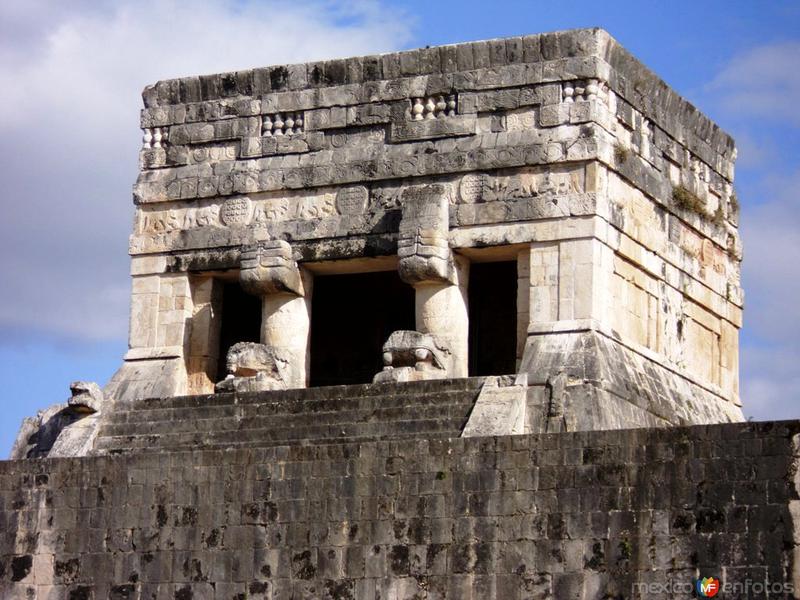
(219, 196, 253, 226)
(409, 95, 457, 120)
(562, 78, 607, 104)
(142, 127, 168, 149)
(240, 240, 304, 296)
(67, 381, 103, 414)
(262, 112, 304, 136)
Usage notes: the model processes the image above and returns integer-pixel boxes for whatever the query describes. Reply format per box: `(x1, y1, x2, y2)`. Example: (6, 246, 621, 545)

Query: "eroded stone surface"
(215, 341, 290, 392)
(104, 28, 745, 431)
(373, 330, 449, 383)
(11, 382, 104, 459)
(1, 420, 797, 597)
(16, 28, 746, 457)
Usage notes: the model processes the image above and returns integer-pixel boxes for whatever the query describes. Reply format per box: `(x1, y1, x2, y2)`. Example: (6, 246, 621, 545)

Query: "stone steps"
(94, 416, 469, 453)
(100, 402, 472, 436)
(93, 377, 485, 454)
(106, 389, 476, 425)
(132, 378, 484, 410)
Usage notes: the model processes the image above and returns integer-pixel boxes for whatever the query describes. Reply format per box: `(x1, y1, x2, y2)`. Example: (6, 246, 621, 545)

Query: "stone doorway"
(468, 261, 518, 376)
(216, 280, 262, 380)
(310, 270, 415, 386)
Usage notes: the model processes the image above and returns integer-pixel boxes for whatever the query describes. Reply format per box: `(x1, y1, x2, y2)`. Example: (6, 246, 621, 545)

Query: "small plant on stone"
(672, 185, 706, 216)
(730, 192, 740, 215)
(614, 143, 630, 164)
(712, 203, 726, 226)
(618, 539, 633, 561)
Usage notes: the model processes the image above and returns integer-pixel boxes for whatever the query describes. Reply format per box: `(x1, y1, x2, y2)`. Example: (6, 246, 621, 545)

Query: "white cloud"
(740, 169, 800, 343)
(729, 130, 778, 169)
(706, 39, 800, 421)
(741, 343, 800, 421)
(708, 41, 800, 126)
(0, 0, 412, 341)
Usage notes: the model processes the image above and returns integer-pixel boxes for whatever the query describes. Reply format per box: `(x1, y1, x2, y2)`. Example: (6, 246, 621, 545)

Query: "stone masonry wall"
(1, 420, 798, 599)
(105, 28, 744, 431)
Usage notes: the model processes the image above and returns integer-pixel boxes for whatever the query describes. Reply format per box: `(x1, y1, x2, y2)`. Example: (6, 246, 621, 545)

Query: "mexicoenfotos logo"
(696, 576, 721, 597)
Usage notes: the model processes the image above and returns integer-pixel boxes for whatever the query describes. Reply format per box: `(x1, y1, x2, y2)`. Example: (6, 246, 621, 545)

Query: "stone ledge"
(139, 28, 735, 165)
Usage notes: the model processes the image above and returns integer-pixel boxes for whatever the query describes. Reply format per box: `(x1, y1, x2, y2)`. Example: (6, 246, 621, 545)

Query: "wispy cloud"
(708, 41, 800, 126)
(0, 0, 412, 342)
(741, 343, 800, 421)
(705, 40, 800, 420)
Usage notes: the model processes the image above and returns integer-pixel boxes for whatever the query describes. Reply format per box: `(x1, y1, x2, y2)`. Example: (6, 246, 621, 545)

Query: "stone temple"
(2, 28, 796, 599)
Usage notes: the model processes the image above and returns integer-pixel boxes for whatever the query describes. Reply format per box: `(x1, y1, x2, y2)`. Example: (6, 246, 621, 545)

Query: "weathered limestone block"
(103, 356, 188, 404)
(519, 329, 743, 431)
(373, 330, 448, 383)
(462, 374, 527, 436)
(215, 342, 290, 392)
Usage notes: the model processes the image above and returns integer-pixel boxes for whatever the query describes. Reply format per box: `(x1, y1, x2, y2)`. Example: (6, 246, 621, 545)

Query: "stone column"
(413, 257, 469, 377)
(240, 240, 312, 388)
(398, 184, 469, 377)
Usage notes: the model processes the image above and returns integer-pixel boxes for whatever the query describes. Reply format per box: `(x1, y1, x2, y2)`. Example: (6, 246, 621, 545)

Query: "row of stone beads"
(142, 127, 168, 149)
(411, 95, 457, 120)
(262, 112, 304, 136)
(563, 79, 605, 103)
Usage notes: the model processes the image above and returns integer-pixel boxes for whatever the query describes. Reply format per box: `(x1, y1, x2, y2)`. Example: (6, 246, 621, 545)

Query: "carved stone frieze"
(262, 112, 304, 136)
(457, 165, 584, 203)
(219, 196, 253, 226)
(335, 185, 369, 215)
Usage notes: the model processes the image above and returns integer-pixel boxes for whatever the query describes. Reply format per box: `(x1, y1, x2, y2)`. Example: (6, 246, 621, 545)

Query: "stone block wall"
(2, 420, 797, 598)
(93, 28, 745, 433)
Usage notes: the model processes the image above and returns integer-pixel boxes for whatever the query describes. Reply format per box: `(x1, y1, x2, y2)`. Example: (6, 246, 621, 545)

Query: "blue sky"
(1, 0, 798, 456)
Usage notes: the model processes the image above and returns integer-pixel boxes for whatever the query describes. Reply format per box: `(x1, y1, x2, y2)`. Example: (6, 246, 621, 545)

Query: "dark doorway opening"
(468, 261, 517, 376)
(217, 281, 262, 378)
(310, 270, 415, 386)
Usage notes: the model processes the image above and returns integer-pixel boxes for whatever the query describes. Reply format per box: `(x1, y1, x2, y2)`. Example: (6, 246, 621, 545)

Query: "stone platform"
(1, 418, 798, 598)
(95, 378, 484, 454)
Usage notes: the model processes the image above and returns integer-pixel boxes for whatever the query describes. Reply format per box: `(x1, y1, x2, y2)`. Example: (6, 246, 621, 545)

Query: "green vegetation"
(618, 539, 633, 561)
(672, 185, 706, 216)
(730, 192, 740, 215)
(614, 143, 630, 164)
(713, 203, 726, 226)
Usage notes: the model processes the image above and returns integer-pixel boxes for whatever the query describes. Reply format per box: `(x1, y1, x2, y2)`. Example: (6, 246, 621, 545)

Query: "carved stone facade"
(104, 27, 748, 435)
(13, 28, 744, 462)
